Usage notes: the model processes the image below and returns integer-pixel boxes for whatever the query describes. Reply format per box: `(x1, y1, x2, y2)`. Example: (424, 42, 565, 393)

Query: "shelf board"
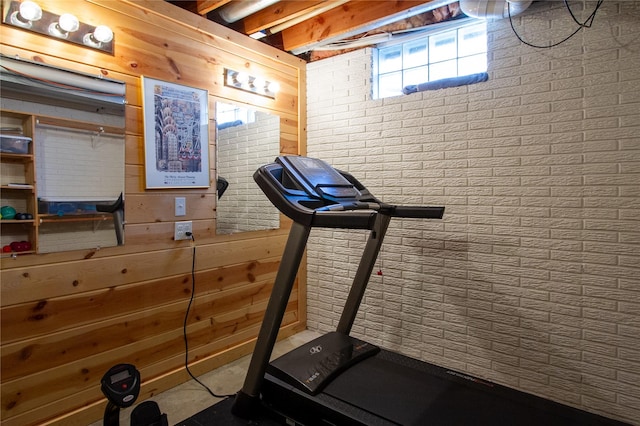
(0, 152, 34, 161)
(1, 250, 35, 257)
(0, 219, 35, 224)
(39, 214, 113, 223)
(1, 184, 35, 191)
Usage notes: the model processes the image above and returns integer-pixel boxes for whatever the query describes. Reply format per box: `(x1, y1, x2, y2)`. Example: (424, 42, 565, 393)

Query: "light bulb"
(49, 13, 79, 38)
(10, 0, 42, 28)
(267, 81, 280, 94)
(93, 25, 113, 43)
(252, 76, 265, 89)
(58, 13, 79, 32)
(19, 1, 42, 21)
(236, 72, 249, 85)
(84, 25, 113, 47)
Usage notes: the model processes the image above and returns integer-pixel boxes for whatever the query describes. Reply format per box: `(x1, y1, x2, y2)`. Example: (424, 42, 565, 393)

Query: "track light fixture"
(2, 1, 114, 54)
(224, 68, 279, 99)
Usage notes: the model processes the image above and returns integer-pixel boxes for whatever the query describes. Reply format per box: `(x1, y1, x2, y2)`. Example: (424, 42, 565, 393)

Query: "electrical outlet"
(174, 221, 192, 240)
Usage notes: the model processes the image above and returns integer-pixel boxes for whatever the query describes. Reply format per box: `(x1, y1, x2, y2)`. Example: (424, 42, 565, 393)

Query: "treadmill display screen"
(284, 156, 359, 199)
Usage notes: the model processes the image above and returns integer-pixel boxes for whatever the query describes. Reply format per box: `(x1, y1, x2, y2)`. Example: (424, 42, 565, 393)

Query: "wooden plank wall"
(0, 1, 307, 425)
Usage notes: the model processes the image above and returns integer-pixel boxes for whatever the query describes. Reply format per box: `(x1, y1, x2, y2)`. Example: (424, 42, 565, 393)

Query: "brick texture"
(305, 2, 639, 424)
(217, 111, 280, 233)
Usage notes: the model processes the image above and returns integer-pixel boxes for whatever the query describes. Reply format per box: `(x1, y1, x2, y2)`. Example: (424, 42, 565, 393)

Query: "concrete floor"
(90, 330, 320, 426)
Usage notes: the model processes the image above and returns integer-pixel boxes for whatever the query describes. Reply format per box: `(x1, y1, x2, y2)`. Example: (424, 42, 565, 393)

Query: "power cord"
(182, 232, 235, 399)
(508, 0, 605, 49)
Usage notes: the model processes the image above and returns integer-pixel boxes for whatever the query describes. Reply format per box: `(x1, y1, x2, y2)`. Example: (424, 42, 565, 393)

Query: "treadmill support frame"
(233, 221, 311, 414)
(233, 211, 393, 417)
(337, 212, 391, 334)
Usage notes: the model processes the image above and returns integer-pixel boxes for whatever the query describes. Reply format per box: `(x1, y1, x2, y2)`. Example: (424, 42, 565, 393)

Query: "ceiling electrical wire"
(508, 0, 605, 49)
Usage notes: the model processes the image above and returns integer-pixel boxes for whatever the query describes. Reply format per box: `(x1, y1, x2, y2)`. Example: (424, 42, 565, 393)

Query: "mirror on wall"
(215, 102, 280, 235)
(1, 55, 125, 254)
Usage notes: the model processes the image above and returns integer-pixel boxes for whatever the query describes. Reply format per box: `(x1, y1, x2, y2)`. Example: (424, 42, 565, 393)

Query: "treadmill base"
(263, 338, 630, 426)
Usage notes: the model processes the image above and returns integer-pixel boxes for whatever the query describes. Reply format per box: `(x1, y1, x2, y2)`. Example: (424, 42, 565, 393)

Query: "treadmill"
(231, 155, 627, 426)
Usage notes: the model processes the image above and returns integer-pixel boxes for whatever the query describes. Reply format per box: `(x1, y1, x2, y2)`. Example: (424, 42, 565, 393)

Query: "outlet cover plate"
(174, 221, 192, 240)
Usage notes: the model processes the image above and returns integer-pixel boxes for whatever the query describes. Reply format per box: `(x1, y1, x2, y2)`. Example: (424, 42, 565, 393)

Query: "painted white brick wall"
(217, 111, 280, 233)
(305, 2, 639, 424)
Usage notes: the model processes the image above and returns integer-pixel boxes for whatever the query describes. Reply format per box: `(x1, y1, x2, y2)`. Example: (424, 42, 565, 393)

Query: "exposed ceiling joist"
(167, 0, 463, 60)
(196, 0, 233, 16)
(241, 1, 329, 35)
(279, 0, 454, 53)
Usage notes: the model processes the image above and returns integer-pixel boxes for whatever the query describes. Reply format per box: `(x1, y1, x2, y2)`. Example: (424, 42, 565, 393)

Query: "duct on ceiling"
(218, 0, 280, 23)
(459, 0, 532, 19)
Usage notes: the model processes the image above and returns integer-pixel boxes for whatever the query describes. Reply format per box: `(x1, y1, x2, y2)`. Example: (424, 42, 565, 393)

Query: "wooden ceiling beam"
(240, 1, 328, 35)
(196, 0, 233, 16)
(280, 0, 439, 52)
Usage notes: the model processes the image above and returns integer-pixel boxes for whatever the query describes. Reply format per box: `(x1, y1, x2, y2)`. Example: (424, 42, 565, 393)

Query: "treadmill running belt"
(323, 350, 622, 426)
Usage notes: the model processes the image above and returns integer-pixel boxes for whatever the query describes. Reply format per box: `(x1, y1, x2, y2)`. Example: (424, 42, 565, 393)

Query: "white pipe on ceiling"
(218, 0, 280, 23)
(0, 55, 125, 95)
(458, 0, 532, 19)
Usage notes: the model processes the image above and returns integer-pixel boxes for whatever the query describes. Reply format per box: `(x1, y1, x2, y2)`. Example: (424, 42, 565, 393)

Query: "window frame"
(373, 19, 487, 99)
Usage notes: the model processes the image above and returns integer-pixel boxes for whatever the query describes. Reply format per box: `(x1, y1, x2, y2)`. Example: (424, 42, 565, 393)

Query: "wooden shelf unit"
(2, 110, 124, 255)
(1, 111, 37, 255)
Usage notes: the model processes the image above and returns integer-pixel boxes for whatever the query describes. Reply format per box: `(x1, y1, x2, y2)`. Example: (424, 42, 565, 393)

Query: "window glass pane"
(378, 46, 402, 73)
(430, 59, 457, 81)
(404, 66, 429, 86)
(458, 23, 487, 57)
(216, 104, 254, 124)
(378, 71, 403, 98)
(429, 30, 457, 63)
(403, 40, 428, 68)
(458, 53, 487, 76)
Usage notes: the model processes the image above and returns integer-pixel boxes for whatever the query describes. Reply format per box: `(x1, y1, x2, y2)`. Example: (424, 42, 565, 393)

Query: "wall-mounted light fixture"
(2, 1, 114, 54)
(224, 68, 279, 99)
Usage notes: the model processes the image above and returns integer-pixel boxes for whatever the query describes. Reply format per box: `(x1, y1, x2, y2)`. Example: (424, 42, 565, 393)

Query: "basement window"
(373, 21, 487, 99)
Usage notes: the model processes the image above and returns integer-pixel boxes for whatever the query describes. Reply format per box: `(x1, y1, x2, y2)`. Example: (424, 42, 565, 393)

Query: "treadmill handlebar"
(317, 202, 444, 219)
(391, 205, 445, 219)
(316, 201, 381, 212)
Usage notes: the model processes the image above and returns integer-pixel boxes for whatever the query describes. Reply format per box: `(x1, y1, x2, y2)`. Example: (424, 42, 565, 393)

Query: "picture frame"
(142, 76, 210, 189)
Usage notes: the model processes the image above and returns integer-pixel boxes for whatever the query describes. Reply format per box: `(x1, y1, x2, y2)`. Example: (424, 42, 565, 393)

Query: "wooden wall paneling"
(1, 233, 288, 306)
(1, 288, 300, 424)
(0, 0, 306, 424)
(2, 256, 280, 345)
(0, 277, 287, 417)
(89, 1, 301, 113)
(0, 15, 300, 115)
(124, 164, 146, 194)
(124, 220, 217, 250)
(124, 193, 216, 223)
(1, 270, 298, 417)
(107, 0, 305, 68)
(2, 318, 303, 426)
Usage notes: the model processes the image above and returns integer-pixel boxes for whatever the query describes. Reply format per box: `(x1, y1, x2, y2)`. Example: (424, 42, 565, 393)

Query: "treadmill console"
(278, 155, 361, 199)
(253, 155, 445, 228)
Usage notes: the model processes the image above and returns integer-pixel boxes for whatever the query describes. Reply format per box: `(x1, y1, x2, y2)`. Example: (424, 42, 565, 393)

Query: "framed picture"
(142, 76, 210, 188)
